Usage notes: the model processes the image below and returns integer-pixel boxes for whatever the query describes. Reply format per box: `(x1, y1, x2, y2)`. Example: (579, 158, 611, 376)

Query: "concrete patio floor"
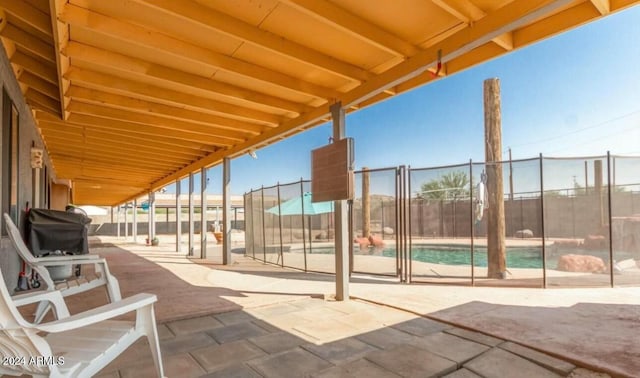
(30, 235, 640, 377)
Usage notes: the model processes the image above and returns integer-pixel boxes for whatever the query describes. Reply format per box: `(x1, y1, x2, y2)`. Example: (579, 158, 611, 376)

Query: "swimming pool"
(303, 244, 632, 269)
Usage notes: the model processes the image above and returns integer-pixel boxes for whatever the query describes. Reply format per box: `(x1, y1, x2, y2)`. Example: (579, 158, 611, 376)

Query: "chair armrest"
(36, 293, 157, 333)
(35, 254, 100, 262)
(12, 290, 71, 319)
(31, 258, 109, 267)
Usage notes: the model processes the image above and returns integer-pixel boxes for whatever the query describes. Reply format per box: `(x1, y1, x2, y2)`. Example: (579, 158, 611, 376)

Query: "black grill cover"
(26, 209, 91, 257)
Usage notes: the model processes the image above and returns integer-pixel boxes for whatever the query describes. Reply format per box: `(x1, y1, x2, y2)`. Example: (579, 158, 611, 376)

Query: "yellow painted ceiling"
(0, 0, 637, 205)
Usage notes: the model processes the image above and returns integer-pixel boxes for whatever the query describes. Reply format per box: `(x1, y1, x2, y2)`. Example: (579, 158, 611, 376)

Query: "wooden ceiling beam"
(65, 68, 283, 126)
(53, 160, 167, 176)
(55, 111, 230, 147)
(0, 23, 55, 63)
(70, 177, 151, 189)
(66, 86, 266, 135)
(20, 70, 58, 99)
(0, 0, 52, 37)
(25, 88, 60, 114)
(38, 120, 214, 155)
(49, 0, 69, 119)
(65, 42, 303, 121)
(10, 49, 57, 84)
(431, 0, 514, 51)
(39, 125, 207, 159)
(45, 139, 195, 165)
(589, 0, 610, 14)
(136, 0, 370, 82)
(66, 101, 250, 143)
(282, 0, 419, 57)
(43, 134, 200, 162)
(50, 149, 182, 169)
(60, 4, 339, 100)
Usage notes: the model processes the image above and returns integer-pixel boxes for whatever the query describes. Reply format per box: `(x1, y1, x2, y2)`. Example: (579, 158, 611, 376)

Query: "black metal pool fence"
(244, 153, 640, 288)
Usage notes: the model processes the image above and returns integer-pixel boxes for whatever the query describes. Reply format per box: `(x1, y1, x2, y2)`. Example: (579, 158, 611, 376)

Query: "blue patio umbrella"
(266, 192, 334, 215)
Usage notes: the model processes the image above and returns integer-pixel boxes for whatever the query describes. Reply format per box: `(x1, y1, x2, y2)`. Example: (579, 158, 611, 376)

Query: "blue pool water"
(308, 245, 633, 269)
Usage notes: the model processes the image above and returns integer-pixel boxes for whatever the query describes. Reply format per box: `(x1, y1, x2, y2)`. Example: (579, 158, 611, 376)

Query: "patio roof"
(0, 0, 637, 205)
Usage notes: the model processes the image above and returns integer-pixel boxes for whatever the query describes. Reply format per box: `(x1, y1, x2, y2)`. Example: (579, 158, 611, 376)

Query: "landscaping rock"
(557, 254, 606, 273)
(514, 229, 534, 238)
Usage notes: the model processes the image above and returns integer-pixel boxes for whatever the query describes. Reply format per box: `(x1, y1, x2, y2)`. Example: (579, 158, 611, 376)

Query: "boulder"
(315, 231, 327, 240)
(368, 234, 385, 248)
(556, 254, 607, 273)
(354, 237, 370, 249)
(383, 227, 394, 235)
(514, 229, 534, 238)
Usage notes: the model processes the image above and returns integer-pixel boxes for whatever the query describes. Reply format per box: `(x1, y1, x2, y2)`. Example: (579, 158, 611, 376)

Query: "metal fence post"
(406, 165, 411, 283)
(300, 179, 307, 272)
(539, 154, 547, 288)
(607, 151, 614, 288)
(261, 186, 266, 262)
(277, 183, 284, 267)
(470, 160, 475, 286)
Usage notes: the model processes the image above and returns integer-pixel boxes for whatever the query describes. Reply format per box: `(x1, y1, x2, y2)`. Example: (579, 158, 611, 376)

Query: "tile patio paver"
(119, 353, 205, 378)
(499, 342, 576, 375)
(207, 321, 271, 344)
(247, 347, 333, 377)
(249, 331, 308, 354)
(312, 359, 401, 378)
(442, 368, 483, 378)
(165, 315, 223, 335)
(391, 317, 451, 337)
(214, 310, 258, 325)
(156, 323, 175, 340)
(191, 340, 267, 373)
(464, 348, 563, 378)
(410, 332, 490, 366)
(160, 332, 217, 356)
(294, 318, 362, 342)
(302, 338, 379, 364)
(365, 344, 457, 377)
(444, 328, 504, 347)
(249, 302, 302, 318)
(199, 363, 263, 378)
(355, 327, 417, 350)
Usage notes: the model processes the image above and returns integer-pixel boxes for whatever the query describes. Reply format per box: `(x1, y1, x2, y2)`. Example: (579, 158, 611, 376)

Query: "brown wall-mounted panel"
(311, 137, 354, 202)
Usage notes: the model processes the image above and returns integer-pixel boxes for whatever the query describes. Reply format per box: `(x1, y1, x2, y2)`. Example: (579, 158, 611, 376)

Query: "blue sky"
(175, 6, 640, 196)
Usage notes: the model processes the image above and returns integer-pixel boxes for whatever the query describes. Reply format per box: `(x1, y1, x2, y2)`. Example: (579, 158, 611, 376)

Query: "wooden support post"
(331, 102, 350, 301)
(200, 167, 208, 259)
(150, 192, 156, 240)
(176, 179, 182, 252)
(223, 158, 232, 265)
(484, 78, 506, 279)
(133, 199, 137, 243)
(362, 167, 370, 237)
(188, 173, 195, 256)
(124, 203, 128, 239)
(116, 205, 121, 238)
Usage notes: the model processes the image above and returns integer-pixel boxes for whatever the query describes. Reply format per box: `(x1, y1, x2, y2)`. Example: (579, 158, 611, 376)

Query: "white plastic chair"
(4, 213, 121, 323)
(0, 265, 164, 377)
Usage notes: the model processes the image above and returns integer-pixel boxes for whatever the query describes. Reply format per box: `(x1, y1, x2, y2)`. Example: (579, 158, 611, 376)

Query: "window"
(2, 88, 19, 234)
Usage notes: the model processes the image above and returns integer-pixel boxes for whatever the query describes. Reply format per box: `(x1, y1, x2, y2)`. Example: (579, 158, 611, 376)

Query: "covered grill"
(26, 209, 91, 257)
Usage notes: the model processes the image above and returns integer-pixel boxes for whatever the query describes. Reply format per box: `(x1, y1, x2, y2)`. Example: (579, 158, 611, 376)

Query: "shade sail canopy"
(266, 192, 334, 216)
(0, 0, 637, 205)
